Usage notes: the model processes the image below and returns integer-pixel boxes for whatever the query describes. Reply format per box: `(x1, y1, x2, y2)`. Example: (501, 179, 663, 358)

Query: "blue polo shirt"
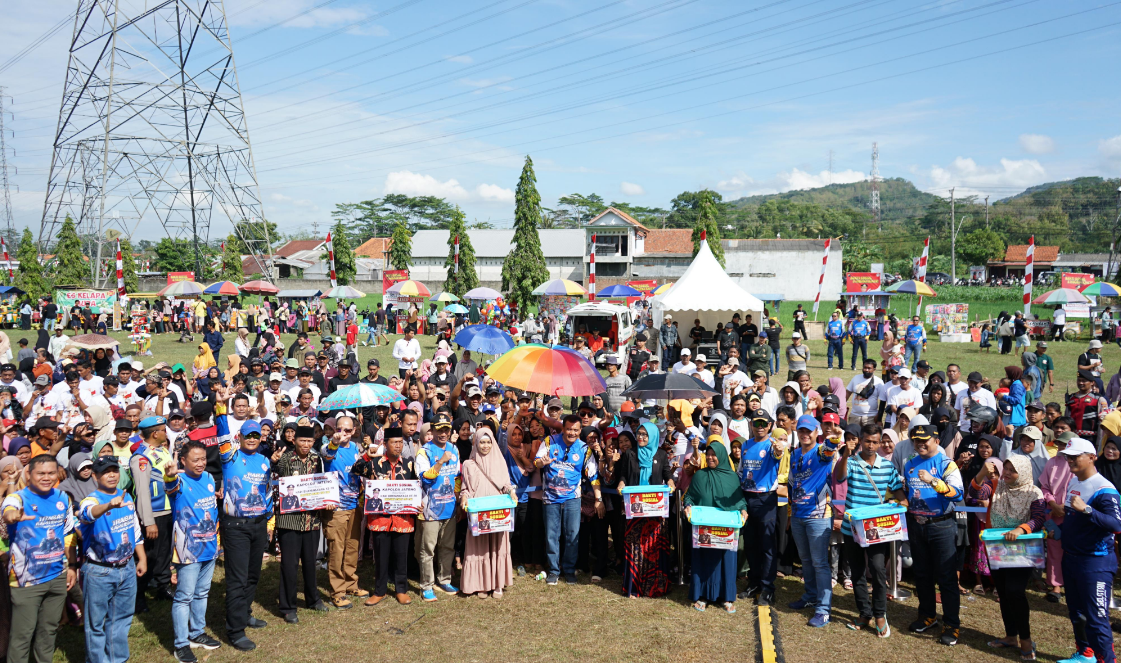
(902, 453, 963, 518)
(789, 438, 839, 518)
(536, 434, 598, 504)
(738, 436, 785, 493)
(3, 488, 76, 587)
(851, 320, 870, 338)
(166, 471, 219, 564)
(78, 489, 143, 563)
(218, 413, 273, 518)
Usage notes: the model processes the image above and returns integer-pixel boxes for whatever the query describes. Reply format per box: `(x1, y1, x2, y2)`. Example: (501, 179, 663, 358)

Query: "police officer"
(131, 415, 175, 612)
(850, 312, 871, 370)
(736, 410, 787, 606)
(746, 332, 770, 378)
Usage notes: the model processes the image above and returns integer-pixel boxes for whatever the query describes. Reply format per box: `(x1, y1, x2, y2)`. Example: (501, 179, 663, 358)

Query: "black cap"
(967, 371, 984, 383)
(91, 456, 120, 474)
(433, 412, 453, 429)
(158, 370, 172, 379)
(32, 418, 60, 432)
(298, 367, 312, 375)
(844, 423, 862, 439)
(103, 375, 119, 387)
(916, 360, 930, 369)
(751, 409, 774, 423)
(383, 427, 403, 440)
(1027, 400, 1046, 411)
(191, 400, 213, 421)
(249, 357, 264, 365)
(635, 333, 648, 342)
(1078, 368, 1096, 381)
(367, 358, 380, 367)
(485, 386, 500, 396)
(910, 425, 935, 442)
(168, 408, 186, 419)
(114, 418, 134, 431)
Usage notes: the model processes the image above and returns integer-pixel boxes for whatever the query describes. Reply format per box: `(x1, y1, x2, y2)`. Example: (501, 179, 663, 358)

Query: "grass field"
(42, 322, 1115, 662)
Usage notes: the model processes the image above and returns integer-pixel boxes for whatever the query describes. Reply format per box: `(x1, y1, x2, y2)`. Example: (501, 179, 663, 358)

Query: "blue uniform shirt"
(322, 440, 363, 511)
(418, 441, 460, 520)
(1062, 473, 1121, 563)
(903, 453, 963, 518)
(166, 471, 219, 564)
(738, 436, 784, 493)
(851, 320, 870, 338)
(905, 323, 925, 344)
(536, 434, 599, 504)
(789, 439, 839, 518)
(3, 488, 76, 587)
(78, 489, 143, 563)
(826, 320, 845, 340)
(218, 413, 273, 517)
(503, 449, 534, 503)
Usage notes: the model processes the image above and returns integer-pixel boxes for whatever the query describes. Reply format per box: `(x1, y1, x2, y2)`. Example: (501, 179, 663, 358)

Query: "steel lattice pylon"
(39, 0, 272, 284)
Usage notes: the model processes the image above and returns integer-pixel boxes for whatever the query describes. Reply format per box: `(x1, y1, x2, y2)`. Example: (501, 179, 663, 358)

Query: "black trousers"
(372, 530, 410, 597)
(744, 492, 778, 593)
(844, 534, 889, 619)
(278, 528, 321, 613)
(578, 514, 609, 576)
(221, 515, 268, 640)
(136, 513, 173, 600)
(513, 499, 546, 567)
(908, 516, 960, 628)
(992, 567, 1033, 640)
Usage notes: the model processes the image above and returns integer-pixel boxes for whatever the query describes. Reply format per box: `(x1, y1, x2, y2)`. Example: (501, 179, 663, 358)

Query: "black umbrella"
(621, 372, 718, 400)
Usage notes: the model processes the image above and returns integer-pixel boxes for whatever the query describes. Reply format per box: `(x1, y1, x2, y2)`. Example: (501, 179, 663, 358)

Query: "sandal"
(846, 617, 872, 631)
(987, 639, 1016, 649)
(875, 619, 891, 639)
(973, 585, 986, 595)
(724, 602, 736, 614)
(843, 579, 853, 590)
(693, 601, 707, 612)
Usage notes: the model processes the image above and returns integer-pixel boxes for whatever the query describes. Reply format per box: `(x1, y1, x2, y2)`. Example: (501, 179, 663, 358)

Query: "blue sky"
(3, 0, 1120, 240)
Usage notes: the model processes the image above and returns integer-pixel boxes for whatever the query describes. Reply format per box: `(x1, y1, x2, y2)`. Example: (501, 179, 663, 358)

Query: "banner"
(851, 510, 908, 547)
(278, 473, 340, 513)
(691, 524, 738, 550)
(970, 266, 986, 281)
(54, 289, 118, 312)
(623, 488, 669, 519)
(626, 280, 658, 296)
(382, 269, 408, 294)
(1062, 272, 1095, 291)
(468, 505, 515, 536)
(167, 271, 195, 284)
(845, 272, 881, 292)
(364, 480, 421, 515)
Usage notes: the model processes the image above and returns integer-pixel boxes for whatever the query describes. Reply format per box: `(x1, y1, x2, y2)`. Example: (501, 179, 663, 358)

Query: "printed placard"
(468, 507, 515, 536)
(692, 524, 738, 551)
(983, 538, 1046, 569)
(277, 473, 340, 513)
(852, 511, 907, 547)
(623, 489, 669, 519)
(364, 480, 421, 515)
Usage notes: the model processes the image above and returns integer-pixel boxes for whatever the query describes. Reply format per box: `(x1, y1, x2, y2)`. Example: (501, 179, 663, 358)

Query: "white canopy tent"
(650, 237, 765, 334)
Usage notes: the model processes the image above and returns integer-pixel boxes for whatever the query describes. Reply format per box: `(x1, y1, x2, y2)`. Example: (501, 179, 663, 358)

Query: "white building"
(405, 229, 584, 283)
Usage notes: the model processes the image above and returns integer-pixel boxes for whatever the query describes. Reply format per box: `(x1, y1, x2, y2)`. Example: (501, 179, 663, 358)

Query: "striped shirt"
(841, 454, 903, 536)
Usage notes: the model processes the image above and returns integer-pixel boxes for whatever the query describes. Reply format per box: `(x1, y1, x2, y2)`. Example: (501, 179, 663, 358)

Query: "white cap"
(664, 314, 672, 320)
(791, 332, 801, 339)
(680, 348, 691, 356)
(897, 368, 912, 379)
(695, 354, 707, 363)
(269, 372, 282, 382)
(132, 361, 144, 371)
(1089, 340, 1103, 349)
(1060, 437, 1097, 456)
(434, 355, 448, 364)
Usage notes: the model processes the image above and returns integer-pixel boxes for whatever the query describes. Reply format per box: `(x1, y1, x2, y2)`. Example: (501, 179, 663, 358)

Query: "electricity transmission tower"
(0, 89, 15, 247)
(39, 0, 272, 285)
(870, 142, 881, 232)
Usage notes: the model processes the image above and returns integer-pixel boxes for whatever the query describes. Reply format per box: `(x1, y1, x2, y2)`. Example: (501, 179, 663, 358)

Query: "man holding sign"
(415, 413, 461, 602)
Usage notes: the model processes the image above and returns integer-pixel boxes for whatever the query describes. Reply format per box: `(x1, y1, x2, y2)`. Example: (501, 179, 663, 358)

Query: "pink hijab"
(829, 377, 847, 419)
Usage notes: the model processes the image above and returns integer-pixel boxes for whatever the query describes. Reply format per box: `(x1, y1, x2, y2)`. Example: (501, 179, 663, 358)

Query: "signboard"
(970, 266, 986, 281)
(277, 473, 340, 513)
(1066, 303, 1091, 318)
(167, 271, 195, 284)
(622, 487, 670, 519)
(364, 480, 422, 515)
(540, 295, 581, 318)
(848, 505, 908, 547)
(691, 524, 738, 550)
(626, 280, 658, 297)
(845, 272, 882, 292)
(870, 263, 884, 275)
(466, 495, 516, 536)
(54, 289, 118, 321)
(925, 303, 969, 334)
(1062, 272, 1095, 292)
(382, 269, 408, 294)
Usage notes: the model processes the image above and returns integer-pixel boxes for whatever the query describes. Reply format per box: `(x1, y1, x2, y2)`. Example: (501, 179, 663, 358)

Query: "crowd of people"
(0, 297, 1118, 663)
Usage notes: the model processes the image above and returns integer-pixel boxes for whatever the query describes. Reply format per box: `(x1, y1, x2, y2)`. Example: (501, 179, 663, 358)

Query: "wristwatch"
(1082, 504, 1093, 515)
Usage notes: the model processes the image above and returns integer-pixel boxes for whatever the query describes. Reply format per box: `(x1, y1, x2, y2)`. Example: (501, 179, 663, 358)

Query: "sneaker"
(908, 617, 939, 633)
(310, 602, 330, 612)
(189, 634, 221, 650)
(742, 585, 761, 600)
(422, 589, 438, 602)
(230, 637, 256, 652)
(564, 574, 578, 585)
(591, 575, 602, 583)
(808, 613, 830, 628)
(546, 573, 559, 586)
(787, 598, 813, 610)
(756, 592, 773, 607)
(436, 583, 458, 594)
(938, 627, 959, 646)
(175, 647, 198, 663)
(246, 617, 267, 629)
(1057, 649, 1097, 663)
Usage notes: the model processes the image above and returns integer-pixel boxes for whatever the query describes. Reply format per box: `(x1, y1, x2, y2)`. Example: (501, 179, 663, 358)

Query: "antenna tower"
(0, 89, 15, 244)
(870, 142, 881, 231)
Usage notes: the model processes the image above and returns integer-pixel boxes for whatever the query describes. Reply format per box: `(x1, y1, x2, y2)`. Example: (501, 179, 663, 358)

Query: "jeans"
(904, 341, 922, 370)
(768, 346, 780, 374)
(173, 559, 216, 649)
(791, 516, 833, 615)
(221, 515, 268, 640)
(44, 318, 55, 331)
(744, 492, 778, 593)
(908, 516, 959, 628)
(83, 560, 137, 663)
(543, 498, 581, 576)
(826, 339, 844, 368)
(844, 535, 888, 619)
(850, 337, 867, 369)
(662, 345, 677, 369)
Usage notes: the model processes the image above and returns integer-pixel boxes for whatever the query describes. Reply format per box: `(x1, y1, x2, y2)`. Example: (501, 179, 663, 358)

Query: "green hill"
(725, 177, 941, 226)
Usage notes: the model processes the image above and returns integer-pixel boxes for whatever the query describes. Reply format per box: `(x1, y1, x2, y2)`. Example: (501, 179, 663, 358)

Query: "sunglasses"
(752, 420, 770, 427)
(243, 433, 261, 439)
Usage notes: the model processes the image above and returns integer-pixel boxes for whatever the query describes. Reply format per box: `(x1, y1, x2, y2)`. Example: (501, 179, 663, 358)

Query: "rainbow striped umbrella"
(317, 382, 404, 411)
(885, 280, 938, 297)
(203, 281, 241, 296)
(324, 285, 366, 299)
(653, 283, 673, 295)
(1081, 282, 1121, 297)
(1032, 288, 1089, 305)
(487, 344, 607, 396)
(432, 292, 460, 302)
(157, 280, 204, 297)
(531, 279, 586, 296)
(387, 280, 431, 298)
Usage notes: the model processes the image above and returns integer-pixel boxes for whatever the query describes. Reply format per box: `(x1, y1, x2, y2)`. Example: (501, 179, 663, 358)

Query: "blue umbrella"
(453, 324, 515, 355)
(444, 303, 468, 314)
(597, 284, 642, 297)
(317, 383, 404, 411)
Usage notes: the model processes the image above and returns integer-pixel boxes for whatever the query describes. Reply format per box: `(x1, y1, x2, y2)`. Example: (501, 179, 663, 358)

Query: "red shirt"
(346, 323, 358, 346)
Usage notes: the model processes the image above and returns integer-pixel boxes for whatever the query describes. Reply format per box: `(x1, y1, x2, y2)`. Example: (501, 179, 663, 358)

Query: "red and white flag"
(454, 235, 460, 274)
(326, 233, 337, 288)
(1, 238, 10, 281)
(812, 237, 831, 315)
(916, 237, 930, 282)
(588, 233, 596, 301)
(115, 239, 125, 296)
(1023, 236, 1034, 315)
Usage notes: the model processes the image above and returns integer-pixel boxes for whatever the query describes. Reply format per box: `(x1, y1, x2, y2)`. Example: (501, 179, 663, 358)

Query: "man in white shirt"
(885, 368, 923, 427)
(749, 369, 781, 418)
(285, 368, 322, 405)
(279, 359, 301, 394)
(115, 362, 142, 405)
(261, 372, 284, 421)
(846, 358, 883, 426)
(693, 354, 714, 387)
(718, 357, 748, 406)
(76, 361, 104, 401)
(47, 327, 68, 362)
(0, 364, 29, 405)
(945, 363, 968, 407)
(672, 348, 697, 375)
(392, 326, 421, 379)
(1052, 306, 1067, 341)
(955, 370, 997, 426)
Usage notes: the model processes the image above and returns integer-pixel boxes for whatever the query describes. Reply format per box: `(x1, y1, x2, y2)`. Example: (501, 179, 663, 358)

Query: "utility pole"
(950, 188, 956, 283)
(984, 195, 990, 228)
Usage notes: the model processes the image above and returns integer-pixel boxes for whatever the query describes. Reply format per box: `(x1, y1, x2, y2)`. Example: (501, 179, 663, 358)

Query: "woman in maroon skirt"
(614, 423, 674, 598)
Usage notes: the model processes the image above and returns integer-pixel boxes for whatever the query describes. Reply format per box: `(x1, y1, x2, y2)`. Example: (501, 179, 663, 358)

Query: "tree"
(956, 227, 1005, 268)
(228, 219, 279, 254)
(443, 207, 479, 297)
(53, 216, 88, 287)
(668, 189, 725, 228)
(14, 228, 48, 300)
(331, 221, 356, 285)
(119, 237, 139, 293)
(502, 155, 550, 312)
(557, 193, 606, 225)
(690, 191, 725, 268)
(153, 237, 196, 274)
(388, 221, 413, 271)
(218, 234, 245, 283)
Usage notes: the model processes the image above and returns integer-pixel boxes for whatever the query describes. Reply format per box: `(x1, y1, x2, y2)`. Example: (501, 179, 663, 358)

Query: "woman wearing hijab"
(34, 329, 50, 358)
(615, 422, 674, 598)
(459, 428, 516, 598)
(920, 383, 951, 420)
(828, 377, 847, 420)
(85, 402, 116, 448)
(683, 443, 747, 613)
(58, 453, 96, 506)
(931, 407, 961, 458)
(983, 454, 1046, 659)
(1020, 352, 1043, 402)
(708, 412, 732, 455)
(964, 436, 1002, 595)
(193, 343, 216, 378)
(502, 423, 544, 574)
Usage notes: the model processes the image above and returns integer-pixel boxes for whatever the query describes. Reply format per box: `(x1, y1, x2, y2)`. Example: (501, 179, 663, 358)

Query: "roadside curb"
(755, 605, 784, 663)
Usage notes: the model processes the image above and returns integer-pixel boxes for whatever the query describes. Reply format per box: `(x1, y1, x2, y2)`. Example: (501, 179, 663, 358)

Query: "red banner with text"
(845, 272, 882, 292)
(382, 269, 409, 294)
(167, 271, 195, 284)
(626, 280, 658, 297)
(1061, 273, 1095, 292)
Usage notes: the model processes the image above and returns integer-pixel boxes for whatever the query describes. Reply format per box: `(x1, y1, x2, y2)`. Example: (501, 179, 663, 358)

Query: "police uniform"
(131, 415, 174, 607)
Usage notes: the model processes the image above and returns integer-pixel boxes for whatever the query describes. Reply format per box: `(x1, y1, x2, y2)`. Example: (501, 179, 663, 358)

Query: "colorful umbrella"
(531, 279, 586, 296)
(203, 281, 241, 296)
(1080, 282, 1121, 297)
(387, 280, 431, 298)
(653, 283, 673, 295)
(324, 285, 366, 299)
(1032, 287, 1089, 305)
(444, 303, 469, 314)
(465, 286, 502, 300)
(432, 292, 460, 302)
(486, 344, 607, 396)
(884, 280, 938, 297)
(317, 382, 405, 412)
(240, 280, 279, 295)
(454, 324, 515, 355)
(597, 284, 642, 298)
(157, 280, 204, 297)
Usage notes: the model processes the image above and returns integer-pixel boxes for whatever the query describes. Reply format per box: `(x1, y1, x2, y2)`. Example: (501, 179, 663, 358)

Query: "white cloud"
(773, 168, 865, 192)
(382, 171, 513, 204)
(927, 157, 1047, 198)
(475, 183, 515, 202)
(620, 182, 645, 196)
(1100, 135, 1121, 158)
(446, 55, 473, 64)
(1019, 134, 1054, 155)
(716, 173, 754, 192)
(225, 0, 368, 29)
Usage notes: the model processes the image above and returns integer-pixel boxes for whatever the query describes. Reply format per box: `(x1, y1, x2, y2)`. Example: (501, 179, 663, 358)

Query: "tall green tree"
(557, 193, 606, 224)
(956, 227, 1005, 268)
(388, 221, 413, 271)
(118, 237, 139, 293)
(218, 234, 245, 283)
(53, 216, 88, 286)
(14, 228, 49, 299)
(690, 192, 725, 268)
(502, 156, 550, 312)
(443, 207, 478, 297)
(331, 221, 356, 285)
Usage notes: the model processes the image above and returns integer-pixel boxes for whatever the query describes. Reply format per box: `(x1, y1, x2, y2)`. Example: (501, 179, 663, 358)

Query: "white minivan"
(564, 301, 635, 372)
